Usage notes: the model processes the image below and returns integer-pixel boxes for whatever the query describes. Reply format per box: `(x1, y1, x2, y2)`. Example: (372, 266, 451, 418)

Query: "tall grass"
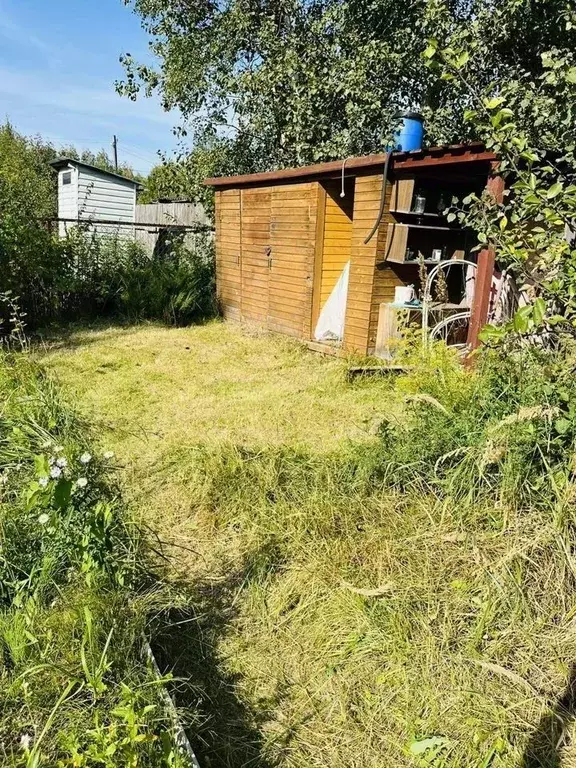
(1, 228, 217, 331)
(0, 351, 189, 766)
(153, 339, 576, 767)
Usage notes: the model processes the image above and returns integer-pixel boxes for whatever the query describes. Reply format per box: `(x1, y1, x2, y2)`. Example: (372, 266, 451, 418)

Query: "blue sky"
(0, 0, 179, 174)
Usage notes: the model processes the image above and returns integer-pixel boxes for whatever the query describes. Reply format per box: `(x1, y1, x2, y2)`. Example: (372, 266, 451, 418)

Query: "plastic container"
(394, 285, 415, 304)
(394, 113, 424, 152)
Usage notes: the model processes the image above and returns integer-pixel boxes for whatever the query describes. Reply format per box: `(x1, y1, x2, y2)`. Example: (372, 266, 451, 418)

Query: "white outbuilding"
(50, 158, 141, 234)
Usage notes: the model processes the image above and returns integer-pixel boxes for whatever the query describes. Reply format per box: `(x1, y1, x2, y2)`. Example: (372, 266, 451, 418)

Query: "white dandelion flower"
(39, 477, 49, 488)
(38, 513, 50, 525)
(103, 451, 115, 460)
(54, 445, 64, 453)
(56, 457, 67, 468)
(76, 477, 88, 489)
(48, 456, 55, 466)
(79, 452, 92, 465)
(0, 473, 8, 485)
(50, 466, 62, 479)
(20, 733, 32, 751)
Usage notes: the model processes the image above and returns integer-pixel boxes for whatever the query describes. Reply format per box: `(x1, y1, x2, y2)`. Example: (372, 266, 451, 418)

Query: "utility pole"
(112, 135, 118, 171)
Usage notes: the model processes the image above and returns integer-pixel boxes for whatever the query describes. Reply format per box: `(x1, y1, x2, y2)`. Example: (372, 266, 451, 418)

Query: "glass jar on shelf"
(413, 193, 426, 214)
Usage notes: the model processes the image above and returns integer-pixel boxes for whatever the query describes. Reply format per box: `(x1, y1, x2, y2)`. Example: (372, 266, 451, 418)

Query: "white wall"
(57, 167, 78, 236)
(77, 166, 136, 223)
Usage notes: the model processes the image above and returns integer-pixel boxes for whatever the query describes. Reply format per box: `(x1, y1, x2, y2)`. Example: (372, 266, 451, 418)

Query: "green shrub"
(117, 237, 217, 326)
(0, 225, 217, 330)
(0, 351, 189, 766)
(0, 123, 216, 330)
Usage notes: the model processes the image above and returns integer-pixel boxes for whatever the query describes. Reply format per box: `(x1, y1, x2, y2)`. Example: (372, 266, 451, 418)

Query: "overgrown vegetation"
(0, 124, 216, 330)
(120, 0, 575, 199)
(0, 342, 191, 766)
(43, 324, 576, 767)
(422, 4, 576, 343)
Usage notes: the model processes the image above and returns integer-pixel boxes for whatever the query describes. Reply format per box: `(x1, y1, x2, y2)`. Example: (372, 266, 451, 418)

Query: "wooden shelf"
(405, 259, 450, 265)
(390, 209, 445, 219)
(399, 222, 455, 231)
(377, 258, 452, 266)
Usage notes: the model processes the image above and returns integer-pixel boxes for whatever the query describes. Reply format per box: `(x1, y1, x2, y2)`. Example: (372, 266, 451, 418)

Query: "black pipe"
(363, 150, 392, 245)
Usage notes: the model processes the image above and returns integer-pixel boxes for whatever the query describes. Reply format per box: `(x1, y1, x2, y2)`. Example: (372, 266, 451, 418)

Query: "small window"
(62, 172, 72, 185)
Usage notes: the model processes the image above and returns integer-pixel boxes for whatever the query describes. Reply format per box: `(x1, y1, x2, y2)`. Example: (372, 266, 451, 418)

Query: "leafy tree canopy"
(119, 0, 575, 183)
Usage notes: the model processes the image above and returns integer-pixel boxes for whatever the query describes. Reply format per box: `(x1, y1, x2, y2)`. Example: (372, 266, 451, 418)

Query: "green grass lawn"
(40, 321, 576, 768)
(42, 320, 390, 456)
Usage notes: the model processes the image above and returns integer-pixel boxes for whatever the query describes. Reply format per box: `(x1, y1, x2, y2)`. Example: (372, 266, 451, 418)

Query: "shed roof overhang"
(204, 143, 497, 189)
(50, 157, 143, 188)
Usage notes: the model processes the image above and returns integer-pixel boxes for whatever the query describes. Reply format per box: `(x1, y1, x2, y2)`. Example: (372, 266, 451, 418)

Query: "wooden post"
(466, 168, 504, 350)
(310, 184, 327, 338)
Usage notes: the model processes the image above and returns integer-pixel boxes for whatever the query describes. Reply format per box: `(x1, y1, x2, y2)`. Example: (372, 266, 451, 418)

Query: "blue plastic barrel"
(394, 113, 424, 152)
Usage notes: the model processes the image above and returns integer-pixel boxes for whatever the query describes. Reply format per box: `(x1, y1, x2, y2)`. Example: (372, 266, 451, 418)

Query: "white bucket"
(394, 285, 415, 304)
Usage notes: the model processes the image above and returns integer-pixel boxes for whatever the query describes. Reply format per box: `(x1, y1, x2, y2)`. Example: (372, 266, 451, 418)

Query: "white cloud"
(0, 66, 176, 130)
(0, 66, 181, 173)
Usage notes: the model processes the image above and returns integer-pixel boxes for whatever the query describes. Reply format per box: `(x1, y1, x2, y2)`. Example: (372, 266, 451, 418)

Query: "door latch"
(265, 245, 272, 269)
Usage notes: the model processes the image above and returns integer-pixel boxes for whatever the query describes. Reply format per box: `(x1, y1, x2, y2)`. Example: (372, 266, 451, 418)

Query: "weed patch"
(0, 352, 190, 766)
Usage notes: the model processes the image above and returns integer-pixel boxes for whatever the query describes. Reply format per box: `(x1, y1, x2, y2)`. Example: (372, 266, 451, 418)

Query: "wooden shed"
(205, 143, 499, 356)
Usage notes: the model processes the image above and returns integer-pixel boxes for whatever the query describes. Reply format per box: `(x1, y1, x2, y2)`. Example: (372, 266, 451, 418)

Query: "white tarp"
(314, 261, 350, 341)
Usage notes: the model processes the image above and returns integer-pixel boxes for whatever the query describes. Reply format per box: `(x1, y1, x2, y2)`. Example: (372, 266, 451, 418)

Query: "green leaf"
(547, 182, 563, 199)
(53, 480, 73, 511)
(34, 454, 49, 477)
(555, 417, 571, 435)
(409, 736, 448, 755)
(513, 306, 532, 333)
(532, 297, 546, 325)
(499, 215, 508, 231)
(479, 324, 504, 344)
(455, 51, 469, 69)
(566, 67, 576, 83)
(484, 96, 505, 110)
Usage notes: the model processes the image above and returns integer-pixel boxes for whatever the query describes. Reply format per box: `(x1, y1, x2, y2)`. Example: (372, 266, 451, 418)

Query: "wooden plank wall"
(344, 174, 408, 354)
(343, 175, 384, 353)
(214, 183, 317, 337)
(319, 184, 353, 310)
(240, 188, 271, 323)
(215, 189, 241, 320)
(368, 188, 406, 353)
(269, 182, 317, 337)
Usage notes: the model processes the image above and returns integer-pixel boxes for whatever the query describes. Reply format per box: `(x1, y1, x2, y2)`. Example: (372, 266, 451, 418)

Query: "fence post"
(466, 167, 505, 352)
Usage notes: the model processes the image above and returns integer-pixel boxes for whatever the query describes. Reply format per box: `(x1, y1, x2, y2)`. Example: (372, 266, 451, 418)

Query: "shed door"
(268, 183, 315, 337)
(215, 189, 242, 320)
(240, 189, 271, 324)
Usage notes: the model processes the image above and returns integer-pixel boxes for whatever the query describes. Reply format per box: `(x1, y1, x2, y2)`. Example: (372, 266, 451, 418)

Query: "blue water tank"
(394, 113, 424, 152)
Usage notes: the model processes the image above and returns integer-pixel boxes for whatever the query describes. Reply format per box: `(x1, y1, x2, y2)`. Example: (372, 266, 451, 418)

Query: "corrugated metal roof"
(204, 143, 496, 188)
(50, 157, 143, 188)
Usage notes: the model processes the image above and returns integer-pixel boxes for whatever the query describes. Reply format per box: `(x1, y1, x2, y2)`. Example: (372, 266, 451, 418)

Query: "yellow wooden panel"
(318, 189, 352, 312)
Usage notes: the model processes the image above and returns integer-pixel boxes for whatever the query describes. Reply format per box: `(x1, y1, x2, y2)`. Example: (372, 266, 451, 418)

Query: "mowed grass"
(42, 320, 390, 460)
(40, 322, 576, 768)
(41, 319, 395, 575)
